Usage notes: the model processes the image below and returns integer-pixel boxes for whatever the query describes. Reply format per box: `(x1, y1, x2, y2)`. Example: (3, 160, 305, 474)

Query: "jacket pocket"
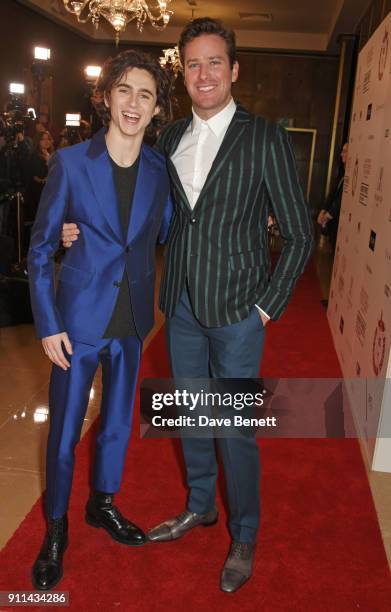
(229, 249, 264, 270)
(58, 263, 93, 287)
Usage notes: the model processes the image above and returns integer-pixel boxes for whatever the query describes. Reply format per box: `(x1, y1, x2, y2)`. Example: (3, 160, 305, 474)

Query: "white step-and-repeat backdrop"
(328, 13, 391, 471)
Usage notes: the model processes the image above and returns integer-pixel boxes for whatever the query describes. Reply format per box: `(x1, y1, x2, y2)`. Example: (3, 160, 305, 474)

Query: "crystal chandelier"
(63, 1, 174, 44)
(159, 46, 181, 76)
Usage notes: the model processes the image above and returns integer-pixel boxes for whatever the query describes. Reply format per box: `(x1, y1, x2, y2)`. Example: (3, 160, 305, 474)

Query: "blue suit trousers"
(46, 336, 141, 519)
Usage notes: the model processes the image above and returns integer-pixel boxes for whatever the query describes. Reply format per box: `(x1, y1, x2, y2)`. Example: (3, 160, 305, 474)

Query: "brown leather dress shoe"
(147, 508, 218, 542)
(220, 540, 256, 593)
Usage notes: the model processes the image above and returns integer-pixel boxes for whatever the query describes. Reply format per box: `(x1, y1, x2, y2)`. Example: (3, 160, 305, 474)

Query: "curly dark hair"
(92, 49, 174, 137)
(178, 17, 237, 69)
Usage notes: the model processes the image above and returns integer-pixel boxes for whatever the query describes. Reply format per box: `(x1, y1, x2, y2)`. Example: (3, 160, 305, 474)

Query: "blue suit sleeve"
(27, 152, 69, 338)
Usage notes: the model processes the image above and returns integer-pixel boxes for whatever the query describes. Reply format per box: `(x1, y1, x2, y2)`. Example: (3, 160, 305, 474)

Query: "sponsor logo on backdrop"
(363, 70, 371, 93)
(352, 158, 359, 197)
(359, 158, 371, 206)
(378, 29, 389, 80)
(359, 182, 369, 206)
(360, 287, 369, 314)
(372, 313, 386, 376)
(363, 157, 371, 180)
(356, 310, 366, 347)
(369, 230, 377, 251)
(377, 167, 383, 191)
(366, 103, 373, 120)
(375, 167, 384, 207)
(356, 66, 362, 95)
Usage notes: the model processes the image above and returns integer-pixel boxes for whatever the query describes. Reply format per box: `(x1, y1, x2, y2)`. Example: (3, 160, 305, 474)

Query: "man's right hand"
(62, 223, 79, 248)
(42, 332, 73, 370)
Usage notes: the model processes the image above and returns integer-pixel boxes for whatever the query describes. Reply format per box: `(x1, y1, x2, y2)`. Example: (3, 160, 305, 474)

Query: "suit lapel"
(162, 117, 192, 212)
(162, 105, 252, 213)
(193, 104, 251, 211)
(86, 128, 122, 241)
(126, 145, 158, 244)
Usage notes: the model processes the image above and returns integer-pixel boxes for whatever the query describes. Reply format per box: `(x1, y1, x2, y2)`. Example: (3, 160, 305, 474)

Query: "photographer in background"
(317, 142, 348, 252)
(24, 130, 54, 223)
(0, 115, 31, 271)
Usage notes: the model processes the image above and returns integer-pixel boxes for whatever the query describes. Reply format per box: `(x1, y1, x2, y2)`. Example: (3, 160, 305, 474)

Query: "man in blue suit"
(27, 50, 173, 591)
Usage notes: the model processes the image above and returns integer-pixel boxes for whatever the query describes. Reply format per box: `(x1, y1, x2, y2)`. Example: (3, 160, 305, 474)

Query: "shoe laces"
(176, 510, 191, 523)
(108, 505, 126, 524)
(231, 541, 251, 559)
(48, 518, 66, 544)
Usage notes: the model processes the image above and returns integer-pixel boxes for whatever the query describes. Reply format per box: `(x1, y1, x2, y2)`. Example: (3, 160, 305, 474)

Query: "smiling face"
(104, 67, 160, 140)
(183, 34, 239, 120)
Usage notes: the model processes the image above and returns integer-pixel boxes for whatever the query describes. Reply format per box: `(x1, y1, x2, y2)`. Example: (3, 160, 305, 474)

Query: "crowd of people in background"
(0, 113, 93, 275)
(23, 118, 92, 225)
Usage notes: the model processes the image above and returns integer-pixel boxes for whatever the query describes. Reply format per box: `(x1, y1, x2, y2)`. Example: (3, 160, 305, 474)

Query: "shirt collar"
(191, 98, 236, 137)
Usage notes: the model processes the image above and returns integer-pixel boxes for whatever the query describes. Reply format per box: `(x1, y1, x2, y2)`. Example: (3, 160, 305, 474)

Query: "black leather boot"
(86, 491, 146, 546)
(32, 515, 68, 591)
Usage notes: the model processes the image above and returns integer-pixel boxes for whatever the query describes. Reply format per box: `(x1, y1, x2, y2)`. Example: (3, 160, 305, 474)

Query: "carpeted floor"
(0, 261, 390, 611)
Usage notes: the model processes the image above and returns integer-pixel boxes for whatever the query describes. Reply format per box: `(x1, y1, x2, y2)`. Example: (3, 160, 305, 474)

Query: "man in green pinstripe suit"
(62, 17, 314, 594)
(147, 17, 314, 593)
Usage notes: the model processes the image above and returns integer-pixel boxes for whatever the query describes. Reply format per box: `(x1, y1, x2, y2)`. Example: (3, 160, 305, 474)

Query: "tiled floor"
(0, 244, 390, 571)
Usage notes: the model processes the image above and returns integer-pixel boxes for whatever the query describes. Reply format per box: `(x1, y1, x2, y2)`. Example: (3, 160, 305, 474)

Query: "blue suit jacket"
(28, 128, 172, 345)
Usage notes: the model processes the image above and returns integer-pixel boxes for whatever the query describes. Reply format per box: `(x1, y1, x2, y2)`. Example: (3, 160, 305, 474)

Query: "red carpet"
(1, 260, 390, 610)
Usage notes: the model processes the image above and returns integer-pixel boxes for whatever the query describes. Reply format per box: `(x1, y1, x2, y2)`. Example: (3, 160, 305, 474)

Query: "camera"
(0, 95, 36, 149)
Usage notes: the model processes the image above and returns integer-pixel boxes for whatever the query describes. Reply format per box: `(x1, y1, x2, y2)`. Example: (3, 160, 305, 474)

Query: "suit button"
(113, 281, 121, 288)
(191, 218, 196, 224)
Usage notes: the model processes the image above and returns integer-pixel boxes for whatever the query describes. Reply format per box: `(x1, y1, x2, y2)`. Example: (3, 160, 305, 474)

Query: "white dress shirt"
(171, 98, 270, 321)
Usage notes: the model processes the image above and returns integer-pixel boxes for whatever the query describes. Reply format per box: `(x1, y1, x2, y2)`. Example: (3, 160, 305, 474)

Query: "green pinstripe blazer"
(157, 103, 314, 326)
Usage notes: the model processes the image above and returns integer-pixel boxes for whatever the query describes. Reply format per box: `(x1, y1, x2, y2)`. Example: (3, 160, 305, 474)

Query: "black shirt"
(103, 156, 139, 338)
